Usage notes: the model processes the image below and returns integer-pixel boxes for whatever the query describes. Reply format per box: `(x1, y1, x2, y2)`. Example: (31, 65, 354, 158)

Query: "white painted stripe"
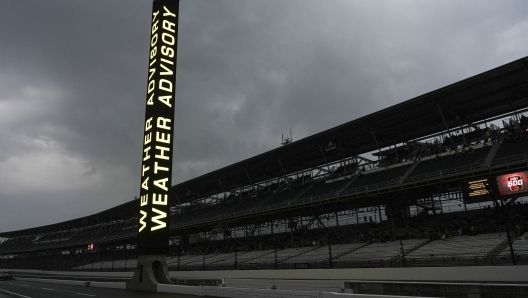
(76, 293, 95, 297)
(0, 288, 32, 298)
(41, 288, 52, 290)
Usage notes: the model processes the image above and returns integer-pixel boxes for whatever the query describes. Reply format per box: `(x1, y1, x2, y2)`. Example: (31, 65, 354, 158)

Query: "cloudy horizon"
(1, 0, 527, 233)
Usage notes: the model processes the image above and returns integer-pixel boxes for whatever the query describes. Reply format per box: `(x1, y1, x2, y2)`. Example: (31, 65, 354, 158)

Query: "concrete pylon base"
(126, 254, 172, 292)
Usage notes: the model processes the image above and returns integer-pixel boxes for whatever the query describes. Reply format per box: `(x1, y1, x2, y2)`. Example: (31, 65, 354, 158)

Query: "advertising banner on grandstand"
(495, 171, 528, 197)
(137, 0, 179, 255)
(460, 177, 498, 203)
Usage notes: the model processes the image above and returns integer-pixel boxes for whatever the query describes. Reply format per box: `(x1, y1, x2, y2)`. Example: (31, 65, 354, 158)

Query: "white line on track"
(0, 288, 32, 298)
(41, 287, 52, 290)
(76, 293, 96, 297)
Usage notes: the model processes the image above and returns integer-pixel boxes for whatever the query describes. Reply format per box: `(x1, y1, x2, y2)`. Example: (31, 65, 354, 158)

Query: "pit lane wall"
(4, 266, 528, 296)
(5, 265, 528, 285)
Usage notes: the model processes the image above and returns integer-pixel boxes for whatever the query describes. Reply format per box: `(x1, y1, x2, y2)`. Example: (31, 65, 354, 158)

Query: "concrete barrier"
(18, 277, 87, 286)
(203, 286, 253, 298)
(158, 284, 204, 295)
(168, 265, 528, 283)
(18, 277, 126, 290)
(321, 293, 422, 298)
(90, 281, 126, 289)
(5, 269, 133, 278)
(8, 266, 528, 283)
(344, 280, 528, 298)
(252, 288, 320, 297)
(226, 278, 344, 293)
(17, 277, 439, 297)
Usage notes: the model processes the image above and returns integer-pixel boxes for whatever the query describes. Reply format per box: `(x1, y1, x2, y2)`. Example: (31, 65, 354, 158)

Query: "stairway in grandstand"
(400, 160, 421, 183)
(294, 184, 313, 200)
(335, 239, 428, 264)
(405, 233, 506, 266)
(261, 185, 309, 207)
(496, 232, 528, 264)
(491, 137, 528, 167)
(484, 134, 505, 167)
(282, 243, 366, 264)
(337, 175, 358, 194)
(241, 246, 317, 267)
(281, 245, 323, 262)
(343, 164, 411, 193)
(487, 237, 511, 263)
(404, 144, 491, 181)
(298, 178, 349, 200)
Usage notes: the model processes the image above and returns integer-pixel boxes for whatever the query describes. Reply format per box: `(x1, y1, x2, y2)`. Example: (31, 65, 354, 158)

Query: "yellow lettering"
(162, 20, 175, 33)
(163, 6, 176, 18)
(141, 177, 149, 190)
(143, 146, 151, 161)
(151, 19, 159, 34)
(155, 146, 170, 160)
(140, 194, 148, 206)
(159, 79, 172, 92)
(154, 162, 169, 174)
(144, 132, 152, 145)
(162, 33, 174, 46)
(154, 178, 168, 191)
(142, 164, 149, 177)
(152, 193, 168, 205)
(145, 117, 153, 131)
(157, 117, 171, 130)
(156, 131, 170, 144)
(158, 95, 172, 108)
(138, 210, 147, 232)
(151, 208, 167, 231)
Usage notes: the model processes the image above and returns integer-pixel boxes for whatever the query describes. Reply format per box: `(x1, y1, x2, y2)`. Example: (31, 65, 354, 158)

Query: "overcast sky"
(0, 0, 527, 233)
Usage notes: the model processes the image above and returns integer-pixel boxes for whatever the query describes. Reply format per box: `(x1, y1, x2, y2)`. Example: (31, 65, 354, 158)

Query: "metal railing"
(171, 151, 528, 230)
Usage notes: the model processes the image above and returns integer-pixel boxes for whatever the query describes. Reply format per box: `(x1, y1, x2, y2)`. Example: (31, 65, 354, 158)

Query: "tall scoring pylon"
(127, 0, 179, 291)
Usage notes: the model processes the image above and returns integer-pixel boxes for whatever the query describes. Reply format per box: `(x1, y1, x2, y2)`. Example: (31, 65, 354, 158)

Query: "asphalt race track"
(0, 280, 210, 298)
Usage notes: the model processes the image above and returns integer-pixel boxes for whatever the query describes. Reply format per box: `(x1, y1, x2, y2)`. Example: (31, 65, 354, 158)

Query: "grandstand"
(2, 57, 528, 274)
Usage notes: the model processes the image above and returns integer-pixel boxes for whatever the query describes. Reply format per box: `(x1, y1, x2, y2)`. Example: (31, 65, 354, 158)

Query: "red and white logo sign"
(507, 175, 523, 191)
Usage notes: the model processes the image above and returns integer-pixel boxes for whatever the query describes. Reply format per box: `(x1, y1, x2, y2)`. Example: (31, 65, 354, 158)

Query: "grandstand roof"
(172, 56, 528, 203)
(2, 56, 528, 238)
(0, 201, 138, 238)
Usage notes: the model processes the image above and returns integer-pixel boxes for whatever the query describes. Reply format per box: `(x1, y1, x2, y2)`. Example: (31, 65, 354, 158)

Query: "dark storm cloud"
(0, 0, 527, 232)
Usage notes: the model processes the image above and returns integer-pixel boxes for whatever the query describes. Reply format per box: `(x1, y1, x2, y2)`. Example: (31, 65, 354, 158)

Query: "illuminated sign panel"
(460, 178, 496, 203)
(496, 171, 528, 197)
(461, 171, 528, 203)
(137, 0, 179, 255)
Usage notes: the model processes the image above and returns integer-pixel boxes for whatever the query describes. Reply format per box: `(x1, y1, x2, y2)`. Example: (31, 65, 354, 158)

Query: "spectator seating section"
(299, 179, 349, 199)
(283, 243, 365, 263)
(406, 233, 505, 260)
(243, 247, 316, 265)
(67, 232, 521, 270)
(498, 232, 528, 260)
(345, 165, 411, 191)
(492, 138, 528, 165)
(408, 146, 489, 178)
(337, 239, 426, 261)
(262, 186, 311, 207)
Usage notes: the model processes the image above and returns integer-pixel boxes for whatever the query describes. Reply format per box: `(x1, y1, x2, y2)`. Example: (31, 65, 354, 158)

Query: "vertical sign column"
(137, 0, 179, 255)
